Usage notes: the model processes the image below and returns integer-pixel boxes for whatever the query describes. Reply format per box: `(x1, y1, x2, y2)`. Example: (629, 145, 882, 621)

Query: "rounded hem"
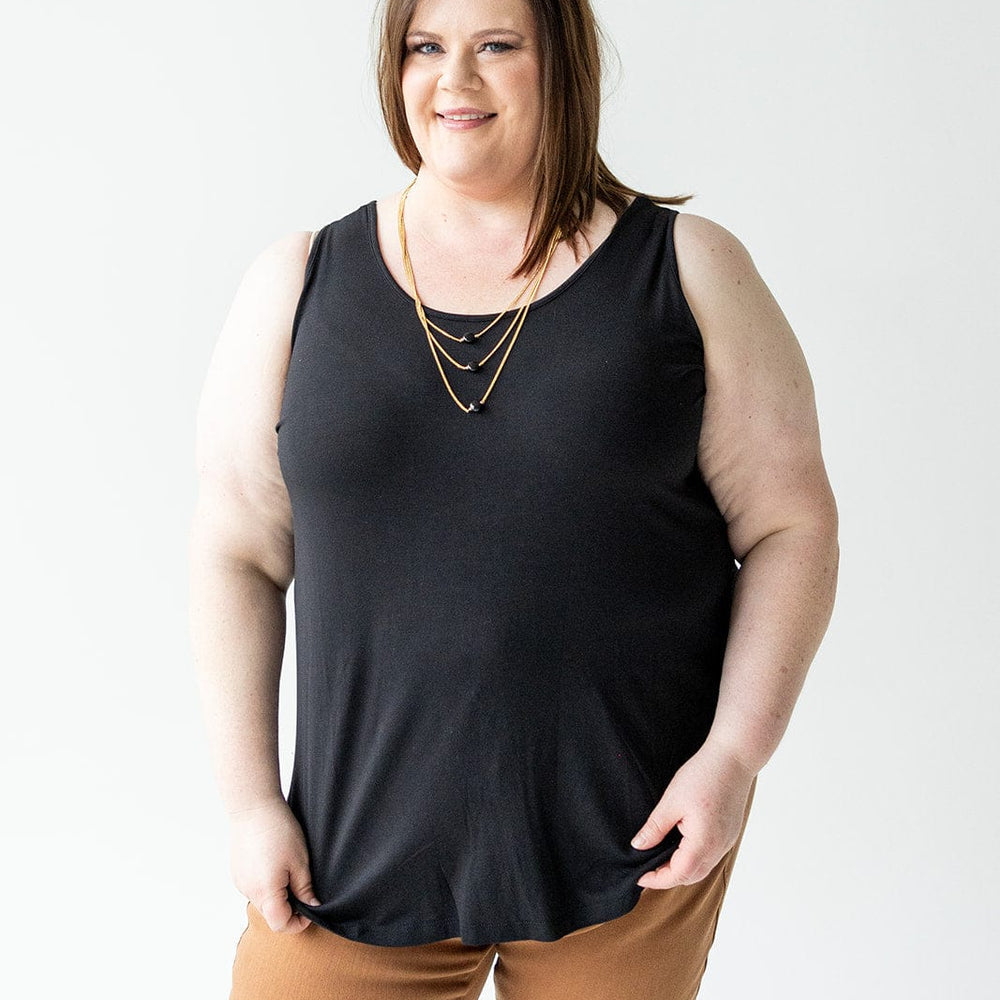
(290, 883, 647, 948)
(365, 195, 647, 322)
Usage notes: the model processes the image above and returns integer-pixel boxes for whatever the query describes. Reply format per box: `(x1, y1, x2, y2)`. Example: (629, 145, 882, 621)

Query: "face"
(401, 0, 543, 196)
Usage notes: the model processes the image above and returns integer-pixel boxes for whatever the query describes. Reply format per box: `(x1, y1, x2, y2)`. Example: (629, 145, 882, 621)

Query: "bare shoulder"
(672, 211, 748, 254)
(243, 229, 316, 307)
(671, 210, 800, 373)
(191, 229, 314, 586)
(671, 212, 759, 343)
(217, 230, 316, 359)
(197, 228, 314, 438)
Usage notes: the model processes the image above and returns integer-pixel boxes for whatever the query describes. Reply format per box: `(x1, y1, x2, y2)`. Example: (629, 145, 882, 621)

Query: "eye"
(406, 38, 517, 56)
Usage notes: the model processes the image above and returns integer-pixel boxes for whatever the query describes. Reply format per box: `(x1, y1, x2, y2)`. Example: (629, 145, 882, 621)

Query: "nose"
(437, 49, 482, 93)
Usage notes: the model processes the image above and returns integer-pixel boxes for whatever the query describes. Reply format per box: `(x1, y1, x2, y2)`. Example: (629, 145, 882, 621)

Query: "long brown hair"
(374, 0, 693, 279)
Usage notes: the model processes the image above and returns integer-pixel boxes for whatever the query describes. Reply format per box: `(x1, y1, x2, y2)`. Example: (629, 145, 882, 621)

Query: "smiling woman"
(397, 3, 543, 201)
(376, 0, 693, 282)
(189, 0, 840, 997)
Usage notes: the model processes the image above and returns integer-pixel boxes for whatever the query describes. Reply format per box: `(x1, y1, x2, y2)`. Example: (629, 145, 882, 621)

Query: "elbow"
(188, 502, 295, 594)
(817, 487, 840, 556)
(791, 491, 840, 566)
(734, 489, 840, 567)
(810, 488, 840, 549)
(787, 494, 840, 595)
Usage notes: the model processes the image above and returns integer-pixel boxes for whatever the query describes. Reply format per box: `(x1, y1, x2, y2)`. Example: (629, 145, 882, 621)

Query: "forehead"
(406, 0, 535, 33)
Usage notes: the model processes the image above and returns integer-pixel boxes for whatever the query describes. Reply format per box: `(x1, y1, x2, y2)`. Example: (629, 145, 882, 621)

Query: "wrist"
(701, 731, 766, 779)
(225, 794, 288, 821)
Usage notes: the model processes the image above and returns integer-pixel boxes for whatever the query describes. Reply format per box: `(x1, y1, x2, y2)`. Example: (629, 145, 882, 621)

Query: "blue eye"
(406, 39, 516, 56)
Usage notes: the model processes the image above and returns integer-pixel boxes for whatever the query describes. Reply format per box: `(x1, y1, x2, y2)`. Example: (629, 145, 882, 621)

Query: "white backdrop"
(2, 1, 997, 997)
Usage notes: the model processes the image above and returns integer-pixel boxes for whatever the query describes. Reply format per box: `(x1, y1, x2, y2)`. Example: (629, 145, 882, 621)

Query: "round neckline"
(366, 194, 645, 322)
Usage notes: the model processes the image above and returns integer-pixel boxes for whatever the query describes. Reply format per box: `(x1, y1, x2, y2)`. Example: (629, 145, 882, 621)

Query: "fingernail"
(630, 831, 648, 849)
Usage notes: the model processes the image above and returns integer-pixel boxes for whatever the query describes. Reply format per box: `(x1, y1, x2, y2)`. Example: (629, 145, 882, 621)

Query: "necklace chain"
(396, 177, 561, 414)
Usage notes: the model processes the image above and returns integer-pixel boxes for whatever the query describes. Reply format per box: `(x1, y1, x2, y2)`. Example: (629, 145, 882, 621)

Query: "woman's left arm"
(631, 213, 840, 889)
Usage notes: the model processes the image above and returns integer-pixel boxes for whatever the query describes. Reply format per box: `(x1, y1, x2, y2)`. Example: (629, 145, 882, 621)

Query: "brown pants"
(230, 777, 755, 1000)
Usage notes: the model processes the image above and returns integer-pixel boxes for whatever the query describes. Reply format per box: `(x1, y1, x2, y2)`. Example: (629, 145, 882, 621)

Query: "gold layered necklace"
(396, 178, 562, 414)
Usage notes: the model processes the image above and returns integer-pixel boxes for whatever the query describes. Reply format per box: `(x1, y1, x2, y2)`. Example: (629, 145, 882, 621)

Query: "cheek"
(505, 64, 542, 118)
(401, 69, 431, 121)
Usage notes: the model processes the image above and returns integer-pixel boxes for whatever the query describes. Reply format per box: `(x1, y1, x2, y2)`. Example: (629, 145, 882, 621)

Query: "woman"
(189, 0, 839, 996)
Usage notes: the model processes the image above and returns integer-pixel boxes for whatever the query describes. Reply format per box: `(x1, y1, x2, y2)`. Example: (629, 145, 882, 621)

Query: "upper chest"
(374, 196, 623, 316)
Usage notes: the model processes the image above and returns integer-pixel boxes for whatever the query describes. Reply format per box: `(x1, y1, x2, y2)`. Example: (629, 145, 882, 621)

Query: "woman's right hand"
(228, 798, 323, 934)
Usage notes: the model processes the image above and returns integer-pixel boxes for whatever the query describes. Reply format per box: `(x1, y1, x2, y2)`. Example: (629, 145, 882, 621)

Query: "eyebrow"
(405, 28, 526, 41)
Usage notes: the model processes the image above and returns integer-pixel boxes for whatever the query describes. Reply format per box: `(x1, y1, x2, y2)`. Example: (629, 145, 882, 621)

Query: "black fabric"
(275, 195, 738, 947)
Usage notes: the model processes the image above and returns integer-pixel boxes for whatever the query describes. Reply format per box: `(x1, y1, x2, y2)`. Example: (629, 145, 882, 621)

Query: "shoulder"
(669, 211, 777, 360)
(221, 230, 316, 352)
(243, 229, 315, 291)
(199, 228, 315, 436)
(198, 228, 315, 451)
(671, 212, 757, 300)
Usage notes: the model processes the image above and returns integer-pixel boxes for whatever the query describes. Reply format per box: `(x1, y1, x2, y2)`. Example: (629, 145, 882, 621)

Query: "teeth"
(443, 113, 492, 121)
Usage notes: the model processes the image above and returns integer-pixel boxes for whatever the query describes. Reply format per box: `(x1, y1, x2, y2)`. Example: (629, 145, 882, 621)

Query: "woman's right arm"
(187, 229, 321, 933)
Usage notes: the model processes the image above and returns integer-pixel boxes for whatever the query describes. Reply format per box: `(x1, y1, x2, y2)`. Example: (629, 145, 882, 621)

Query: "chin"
(425, 158, 491, 185)
(422, 154, 529, 193)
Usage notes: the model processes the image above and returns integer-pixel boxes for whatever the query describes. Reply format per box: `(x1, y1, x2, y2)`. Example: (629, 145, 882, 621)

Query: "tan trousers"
(230, 777, 755, 1000)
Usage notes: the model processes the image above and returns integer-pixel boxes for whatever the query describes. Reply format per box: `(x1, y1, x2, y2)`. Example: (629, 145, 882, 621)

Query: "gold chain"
(396, 177, 561, 413)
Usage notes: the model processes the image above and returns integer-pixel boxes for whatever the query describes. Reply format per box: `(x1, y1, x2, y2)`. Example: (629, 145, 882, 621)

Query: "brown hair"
(374, 0, 693, 279)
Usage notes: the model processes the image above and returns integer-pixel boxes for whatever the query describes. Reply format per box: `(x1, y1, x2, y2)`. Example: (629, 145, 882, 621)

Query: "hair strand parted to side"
(374, 0, 693, 279)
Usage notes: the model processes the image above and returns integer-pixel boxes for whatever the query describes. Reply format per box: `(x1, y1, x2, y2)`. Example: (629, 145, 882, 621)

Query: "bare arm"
(692, 215, 839, 776)
(188, 228, 321, 930)
(631, 214, 839, 887)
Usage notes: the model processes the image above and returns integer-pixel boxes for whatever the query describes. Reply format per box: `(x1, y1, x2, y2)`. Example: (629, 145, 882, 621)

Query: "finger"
(638, 837, 716, 889)
(630, 799, 683, 850)
(290, 866, 322, 907)
(258, 887, 295, 932)
(283, 912, 314, 934)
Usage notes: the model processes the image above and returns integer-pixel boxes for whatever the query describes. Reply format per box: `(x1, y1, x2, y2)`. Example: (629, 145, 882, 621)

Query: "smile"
(436, 110, 498, 133)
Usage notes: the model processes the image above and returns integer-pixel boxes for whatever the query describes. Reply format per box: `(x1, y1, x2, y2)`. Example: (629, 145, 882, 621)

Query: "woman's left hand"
(630, 740, 757, 889)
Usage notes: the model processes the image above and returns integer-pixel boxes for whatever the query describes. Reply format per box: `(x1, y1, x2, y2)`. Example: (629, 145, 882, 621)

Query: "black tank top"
(275, 194, 737, 946)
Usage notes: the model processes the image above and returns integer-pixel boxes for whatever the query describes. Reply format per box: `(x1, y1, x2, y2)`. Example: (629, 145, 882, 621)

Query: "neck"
(403, 168, 540, 244)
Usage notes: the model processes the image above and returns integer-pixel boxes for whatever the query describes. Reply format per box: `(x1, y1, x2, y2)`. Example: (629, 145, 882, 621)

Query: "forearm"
(188, 514, 288, 816)
(703, 519, 840, 776)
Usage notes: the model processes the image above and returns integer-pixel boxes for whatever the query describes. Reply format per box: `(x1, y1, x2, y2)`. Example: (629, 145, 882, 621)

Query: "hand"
(228, 798, 322, 933)
(630, 740, 756, 890)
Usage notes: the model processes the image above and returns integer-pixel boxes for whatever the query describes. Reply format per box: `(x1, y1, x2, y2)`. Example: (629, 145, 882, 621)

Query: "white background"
(2, 1, 997, 997)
